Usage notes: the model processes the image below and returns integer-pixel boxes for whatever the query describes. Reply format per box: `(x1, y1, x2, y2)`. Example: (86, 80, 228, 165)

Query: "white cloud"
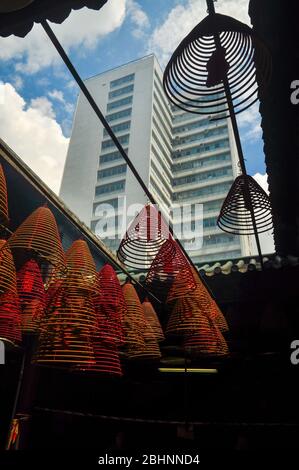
(12, 75, 24, 90)
(148, 0, 249, 67)
(0, 82, 69, 193)
(237, 102, 262, 142)
(48, 89, 65, 103)
(0, 0, 126, 73)
(127, 0, 150, 38)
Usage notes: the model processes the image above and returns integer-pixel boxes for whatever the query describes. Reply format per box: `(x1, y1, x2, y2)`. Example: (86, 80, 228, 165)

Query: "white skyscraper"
(60, 54, 251, 263)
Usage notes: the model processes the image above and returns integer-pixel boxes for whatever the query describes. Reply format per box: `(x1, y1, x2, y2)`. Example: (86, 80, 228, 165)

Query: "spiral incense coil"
(184, 322, 229, 357)
(163, 13, 271, 118)
(166, 265, 197, 306)
(65, 239, 97, 291)
(93, 264, 125, 347)
(146, 238, 196, 297)
(8, 206, 66, 270)
(217, 174, 273, 235)
(191, 267, 229, 333)
(34, 287, 98, 366)
(0, 164, 9, 226)
(17, 259, 46, 333)
(142, 299, 164, 342)
(0, 240, 18, 294)
(117, 204, 171, 270)
(0, 290, 22, 346)
(166, 295, 212, 336)
(122, 283, 146, 357)
(74, 341, 122, 376)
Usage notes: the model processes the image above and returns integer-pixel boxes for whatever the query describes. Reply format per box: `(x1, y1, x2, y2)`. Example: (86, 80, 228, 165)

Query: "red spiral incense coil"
(0, 163, 9, 226)
(122, 283, 146, 357)
(34, 286, 98, 367)
(0, 240, 17, 293)
(8, 206, 66, 271)
(17, 259, 46, 333)
(142, 299, 164, 342)
(146, 238, 196, 298)
(0, 289, 22, 346)
(191, 267, 229, 333)
(184, 322, 229, 357)
(64, 239, 97, 291)
(117, 204, 171, 270)
(94, 264, 125, 347)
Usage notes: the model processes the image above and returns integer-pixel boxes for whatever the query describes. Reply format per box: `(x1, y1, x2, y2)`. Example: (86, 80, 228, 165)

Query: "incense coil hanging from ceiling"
(93, 264, 125, 347)
(8, 206, 66, 272)
(142, 299, 164, 342)
(34, 286, 98, 367)
(183, 321, 229, 357)
(64, 239, 97, 291)
(16, 259, 46, 333)
(0, 164, 9, 227)
(75, 342, 122, 376)
(146, 238, 196, 298)
(217, 174, 273, 235)
(0, 241, 22, 345)
(163, 13, 271, 118)
(117, 204, 172, 270)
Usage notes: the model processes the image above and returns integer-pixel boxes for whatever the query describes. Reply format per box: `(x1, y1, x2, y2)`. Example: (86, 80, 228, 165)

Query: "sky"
(0, 0, 274, 252)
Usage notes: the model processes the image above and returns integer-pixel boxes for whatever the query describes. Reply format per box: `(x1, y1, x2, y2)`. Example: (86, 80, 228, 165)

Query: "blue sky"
(0, 0, 267, 194)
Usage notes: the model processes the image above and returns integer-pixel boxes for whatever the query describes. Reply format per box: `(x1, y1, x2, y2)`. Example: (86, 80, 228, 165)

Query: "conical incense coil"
(0, 240, 18, 294)
(8, 206, 66, 270)
(163, 13, 271, 118)
(146, 238, 196, 297)
(0, 290, 22, 346)
(94, 264, 125, 347)
(166, 266, 197, 306)
(117, 204, 171, 270)
(184, 323, 229, 357)
(166, 295, 212, 336)
(0, 164, 9, 226)
(65, 240, 97, 291)
(142, 299, 164, 341)
(191, 267, 228, 333)
(122, 283, 146, 357)
(74, 341, 122, 376)
(17, 259, 46, 333)
(34, 287, 98, 366)
(217, 174, 273, 235)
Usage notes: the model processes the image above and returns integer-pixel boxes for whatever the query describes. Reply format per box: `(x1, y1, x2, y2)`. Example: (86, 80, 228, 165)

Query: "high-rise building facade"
(60, 54, 251, 263)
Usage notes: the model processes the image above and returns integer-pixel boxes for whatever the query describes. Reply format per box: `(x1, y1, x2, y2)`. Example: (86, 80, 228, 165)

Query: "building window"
(173, 167, 233, 186)
(106, 108, 132, 122)
(107, 96, 133, 112)
(173, 153, 231, 173)
(173, 126, 227, 146)
(101, 134, 129, 150)
(108, 84, 134, 100)
(173, 182, 232, 201)
(93, 198, 120, 214)
(203, 234, 238, 246)
(110, 73, 135, 88)
(172, 138, 230, 159)
(98, 164, 127, 179)
(103, 121, 130, 136)
(99, 149, 128, 165)
(95, 180, 126, 196)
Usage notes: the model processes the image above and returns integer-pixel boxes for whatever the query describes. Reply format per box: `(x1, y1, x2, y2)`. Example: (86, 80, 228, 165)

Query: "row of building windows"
(151, 145, 172, 181)
(102, 133, 130, 150)
(173, 126, 227, 146)
(203, 234, 238, 246)
(204, 199, 223, 213)
(103, 121, 131, 136)
(108, 84, 134, 100)
(99, 149, 128, 165)
(153, 103, 172, 141)
(152, 130, 172, 167)
(106, 108, 132, 122)
(173, 152, 231, 173)
(98, 164, 127, 179)
(107, 95, 133, 112)
(173, 181, 232, 201)
(91, 215, 123, 232)
(173, 110, 226, 124)
(173, 167, 233, 187)
(93, 197, 121, 214)
(173, 138, 230, 159)
(173, 118, 211, 135)
(110, 73, 135, 89)
(95, 179, 126, 196)
(150, 176, 171, 208)
(152, 116, 172, 153)
(150, 160, 172, 195)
